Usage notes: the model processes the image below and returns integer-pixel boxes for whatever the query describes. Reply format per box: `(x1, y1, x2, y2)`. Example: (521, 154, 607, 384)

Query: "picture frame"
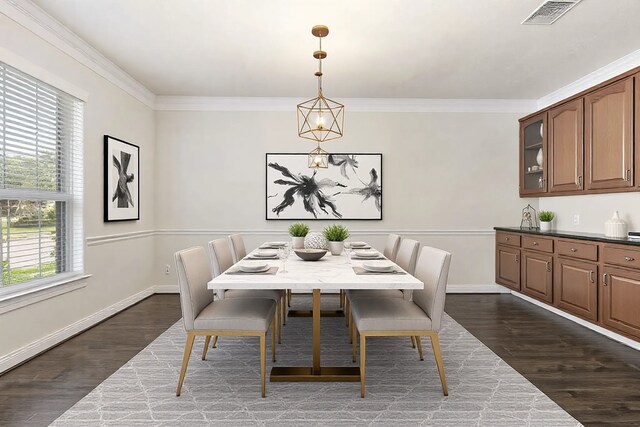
(104, 135, 140, 222)
(266, 153, 382, 220)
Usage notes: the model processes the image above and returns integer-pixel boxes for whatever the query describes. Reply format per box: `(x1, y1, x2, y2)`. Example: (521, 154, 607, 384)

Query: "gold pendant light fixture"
(297, 25, 344, 169)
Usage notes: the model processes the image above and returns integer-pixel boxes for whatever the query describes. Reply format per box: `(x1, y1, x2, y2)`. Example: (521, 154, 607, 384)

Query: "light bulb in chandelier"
(308, 145, 329, 169)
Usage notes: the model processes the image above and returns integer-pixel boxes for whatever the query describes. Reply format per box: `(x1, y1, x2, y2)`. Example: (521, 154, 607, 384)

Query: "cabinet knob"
(570, 248, 577, 252)
(625, 256, 635, 262)
(533, 241, 539, 246)
(505, 237, 510, 241)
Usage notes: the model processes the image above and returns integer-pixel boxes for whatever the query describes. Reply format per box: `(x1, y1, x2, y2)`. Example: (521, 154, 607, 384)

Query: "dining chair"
(174, 246, 277, 398)
(228, 233, 247, 263)
(345, 238, 420, 343)
(383, 233, 401, 262)
(350, 245, 452, 398)
(208, 239, 286, 345)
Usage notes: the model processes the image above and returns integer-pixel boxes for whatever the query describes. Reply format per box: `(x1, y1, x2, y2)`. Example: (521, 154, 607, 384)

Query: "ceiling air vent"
(522, 0, 582, 25)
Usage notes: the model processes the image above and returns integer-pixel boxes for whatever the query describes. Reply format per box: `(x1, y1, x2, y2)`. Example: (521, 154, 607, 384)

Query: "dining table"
(207, 243, 424, 383)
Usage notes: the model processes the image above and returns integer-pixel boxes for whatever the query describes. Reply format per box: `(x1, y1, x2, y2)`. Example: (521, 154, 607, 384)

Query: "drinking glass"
(279, 243, 290, 273)
(344, 242, 352, 264)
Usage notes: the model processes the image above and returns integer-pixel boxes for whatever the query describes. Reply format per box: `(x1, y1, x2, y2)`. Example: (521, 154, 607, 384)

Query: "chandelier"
(296, 25, 344, 168)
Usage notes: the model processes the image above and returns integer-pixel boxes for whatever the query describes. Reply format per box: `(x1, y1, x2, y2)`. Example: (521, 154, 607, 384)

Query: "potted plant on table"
(538, 211, 555, 232)
(323, 224, 350, 255)
(289, 222, 310, 249)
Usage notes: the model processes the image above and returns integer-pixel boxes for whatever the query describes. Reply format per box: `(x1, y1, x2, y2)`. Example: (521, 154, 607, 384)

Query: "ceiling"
(31, 0, 640, 99)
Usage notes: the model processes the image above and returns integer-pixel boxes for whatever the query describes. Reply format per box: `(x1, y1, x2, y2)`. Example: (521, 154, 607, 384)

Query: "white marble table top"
(208, 246, 424, 290)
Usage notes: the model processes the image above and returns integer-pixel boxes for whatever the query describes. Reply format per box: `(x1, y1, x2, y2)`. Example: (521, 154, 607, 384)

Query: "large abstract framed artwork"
(266, 153, 382, 220)
(104, 135, 140, 222)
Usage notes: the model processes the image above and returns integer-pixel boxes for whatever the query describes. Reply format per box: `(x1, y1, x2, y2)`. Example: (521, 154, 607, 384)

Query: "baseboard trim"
(447, 284, 510, 293)
(154, 285, 179, 293)
(0, 286, 155, 375)
(511, 291, 640, 351)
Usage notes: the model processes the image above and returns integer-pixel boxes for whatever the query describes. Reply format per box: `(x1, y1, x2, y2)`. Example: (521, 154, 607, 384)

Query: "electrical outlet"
(573, 214, 580, 225)
(165, 264, 170, 275)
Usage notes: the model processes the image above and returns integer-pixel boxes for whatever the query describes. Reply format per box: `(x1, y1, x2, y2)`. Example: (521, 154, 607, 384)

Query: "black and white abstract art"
(266, 153, 382, 220)
(104, 135, 140, 222)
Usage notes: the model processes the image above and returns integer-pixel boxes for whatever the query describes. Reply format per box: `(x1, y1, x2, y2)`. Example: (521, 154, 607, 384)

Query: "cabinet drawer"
(496, 232, 521, 247)
(521, 235, 554, 253)
(603, 245, 640, 270)
(557, 239, 598, 261)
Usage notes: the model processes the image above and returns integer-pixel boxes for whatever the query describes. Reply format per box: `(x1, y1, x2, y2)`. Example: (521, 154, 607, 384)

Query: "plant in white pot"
(538, 211, 555, 232)
(289, 222, 310, 249)
(323, 224, 350, 256)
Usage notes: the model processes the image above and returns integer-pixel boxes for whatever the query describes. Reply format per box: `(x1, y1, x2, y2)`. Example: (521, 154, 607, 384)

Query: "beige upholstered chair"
(345, 239, 421, 344)
(228, 233, 247, 263)
(350, 246, 452, 397)
(174, 247, 277, 397)
(208, 239, 286, 344)
(383, 233, 401, 262)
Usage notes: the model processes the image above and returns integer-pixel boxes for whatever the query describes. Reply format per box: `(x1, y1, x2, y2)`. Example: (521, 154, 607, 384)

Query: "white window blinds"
(0, 61, 84, 289)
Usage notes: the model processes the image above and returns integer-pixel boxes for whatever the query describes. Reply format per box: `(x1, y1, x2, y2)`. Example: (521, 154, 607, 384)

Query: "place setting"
(226, 261, 279, 275)
(352, 260, 406, 275)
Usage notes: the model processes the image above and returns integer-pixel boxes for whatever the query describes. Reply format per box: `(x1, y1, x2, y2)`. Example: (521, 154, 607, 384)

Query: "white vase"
(291, 236, 305, 249)
(536, 148, 544, 167)
(540, 221, 552, 232)
(605, 211, 627, 238)
(328, 241, 344, 256)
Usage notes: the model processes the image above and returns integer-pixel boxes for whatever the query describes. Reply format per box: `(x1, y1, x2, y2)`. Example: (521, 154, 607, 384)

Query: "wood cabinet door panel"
(557, 239, 598, 261)
(555, 259, 597, 321)
(520, 112, 547, 196)
(603, 267, 640, 339)
(496, 232, 521, 247)
(549, 98, 584, 192)
(496, 245, 520, 291)
(521, 235, 554, 253)
(585, 77, 634, 190)
(603, 245, 640, 269)
(521, 251, 553, 303)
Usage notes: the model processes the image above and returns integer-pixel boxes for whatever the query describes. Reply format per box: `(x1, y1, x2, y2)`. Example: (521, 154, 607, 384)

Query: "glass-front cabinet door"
(520, 112, 547, 195)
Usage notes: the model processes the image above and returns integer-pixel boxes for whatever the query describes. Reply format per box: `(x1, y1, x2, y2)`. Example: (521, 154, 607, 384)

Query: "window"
(0, 61, 83, 294)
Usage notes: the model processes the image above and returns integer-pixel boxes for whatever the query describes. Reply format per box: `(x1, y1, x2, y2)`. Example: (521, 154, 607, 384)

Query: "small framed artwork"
(104, 135, 140, 222)
(266, 153, 382, 220)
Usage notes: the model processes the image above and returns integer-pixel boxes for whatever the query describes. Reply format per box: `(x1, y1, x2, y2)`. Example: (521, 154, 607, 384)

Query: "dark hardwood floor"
(446, 294, 640, 427)
(0, 295, 182, 427)
(1, 293, 639, 426)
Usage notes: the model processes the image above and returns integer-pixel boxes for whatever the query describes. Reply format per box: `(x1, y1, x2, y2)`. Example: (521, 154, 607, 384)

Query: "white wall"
(0, 14, 156, 358)
(539, 193, 640, 233)
(154, 110, 533, 287)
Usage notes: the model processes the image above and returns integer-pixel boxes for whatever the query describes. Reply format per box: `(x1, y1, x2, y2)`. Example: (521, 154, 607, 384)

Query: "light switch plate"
(573, 214, 580, 225)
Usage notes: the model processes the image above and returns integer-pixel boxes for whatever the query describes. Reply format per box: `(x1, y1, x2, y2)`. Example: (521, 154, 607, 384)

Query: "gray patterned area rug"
(51, 296, 581, 427)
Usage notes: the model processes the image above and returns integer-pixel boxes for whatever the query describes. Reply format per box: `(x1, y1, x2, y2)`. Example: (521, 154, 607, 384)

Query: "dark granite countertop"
(494, 226, 640, 247)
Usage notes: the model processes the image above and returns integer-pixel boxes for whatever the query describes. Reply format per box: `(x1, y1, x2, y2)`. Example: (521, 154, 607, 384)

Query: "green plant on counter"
(289, 222, 310, 237)
(323, 224, 350, 242)
(538, 211, 555, 222)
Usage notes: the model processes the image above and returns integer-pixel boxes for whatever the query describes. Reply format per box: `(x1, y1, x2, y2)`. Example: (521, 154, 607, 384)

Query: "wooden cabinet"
(548, 98, 584, 192)
(519, 112, 547, 196)
(555, 258, 598, 321)
(521, 250, 553, 303)
(496, 245, 520, 291)
(585, 77, 634, 190)
(602, 266, 640, 339)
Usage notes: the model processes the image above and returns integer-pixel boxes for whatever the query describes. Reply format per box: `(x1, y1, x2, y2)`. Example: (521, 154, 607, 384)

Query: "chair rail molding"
(86, 230, 155, 246)
(154, 229, 496, 236)
(0, 0, 155, 107)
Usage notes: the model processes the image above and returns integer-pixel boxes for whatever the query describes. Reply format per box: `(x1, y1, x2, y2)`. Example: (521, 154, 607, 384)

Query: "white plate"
(363, 262, 395, 272)
(266, 241, 287, 247)
(239, 263, 269, 273)
(350, 241, 368, 247)
(254, 250, 279, 258)
(354, 249, 379, 258)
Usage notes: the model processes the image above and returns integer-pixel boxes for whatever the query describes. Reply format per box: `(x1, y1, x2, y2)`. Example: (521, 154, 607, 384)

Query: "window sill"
(0, 274, 92, 315)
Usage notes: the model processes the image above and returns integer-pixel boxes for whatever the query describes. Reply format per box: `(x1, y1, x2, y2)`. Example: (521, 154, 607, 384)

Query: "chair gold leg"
(277, 301, 282, 344)
(271, 318, 277, 362)
(360, 334, 366, 398)
(176, 332, 195, 396)
(410, 336, 416, 348)
(430, 333, 448, 396)
(211, 335, 218, 348)
(260, 334, 266, 398)
(202, 335, 211, 360)
(416, 336, 424, 361)
(351, 321, 357, 362)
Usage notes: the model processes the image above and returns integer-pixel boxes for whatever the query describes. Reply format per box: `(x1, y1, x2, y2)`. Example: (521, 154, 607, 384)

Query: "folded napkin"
(245, 256, 279, 260)
(352, 267, 406, 275)
(351, 256, 386, 260)
(226, 266, 279, 275)
(259, 246, 283, 250)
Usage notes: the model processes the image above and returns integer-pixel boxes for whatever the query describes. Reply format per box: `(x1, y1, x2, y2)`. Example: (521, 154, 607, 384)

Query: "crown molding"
(537, 48, 640, 109)
(154, 96, 537, 113)
(0, 0, 156, 108)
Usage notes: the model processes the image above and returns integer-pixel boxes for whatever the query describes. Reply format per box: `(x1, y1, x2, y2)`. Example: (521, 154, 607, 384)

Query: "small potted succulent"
(538, 211, 555, 232)
(289, 222, 310, 249)
(323, 224, 350, 255)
